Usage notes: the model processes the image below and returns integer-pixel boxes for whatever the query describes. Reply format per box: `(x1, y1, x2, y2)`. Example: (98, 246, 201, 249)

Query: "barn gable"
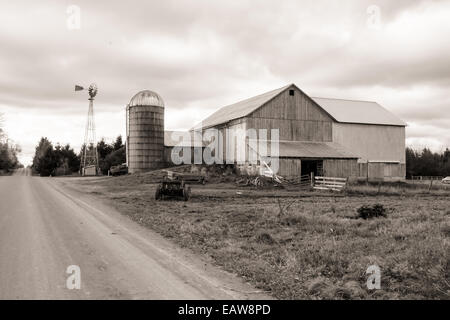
(250, 85, 333, 122)
(245, 85, 334, 142)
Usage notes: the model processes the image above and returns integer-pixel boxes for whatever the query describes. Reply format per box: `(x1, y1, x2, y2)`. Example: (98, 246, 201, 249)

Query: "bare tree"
(0, 113, 5, 141)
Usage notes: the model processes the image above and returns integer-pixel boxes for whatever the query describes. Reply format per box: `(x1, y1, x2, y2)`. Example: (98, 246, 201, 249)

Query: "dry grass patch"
(68, 176, 450, 300)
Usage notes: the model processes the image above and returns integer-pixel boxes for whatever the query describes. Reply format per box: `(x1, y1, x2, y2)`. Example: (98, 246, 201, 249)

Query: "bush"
(99, 146, 126, 175)
(256, 232, 276, 245)
(357, 204, 387, 219)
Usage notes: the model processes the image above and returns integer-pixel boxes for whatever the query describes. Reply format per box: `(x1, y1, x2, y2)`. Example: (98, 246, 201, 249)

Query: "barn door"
(368, 162, 384, 181)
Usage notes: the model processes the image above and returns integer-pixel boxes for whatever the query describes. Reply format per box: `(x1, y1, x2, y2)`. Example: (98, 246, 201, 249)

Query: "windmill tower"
(76, 83, 99, 176)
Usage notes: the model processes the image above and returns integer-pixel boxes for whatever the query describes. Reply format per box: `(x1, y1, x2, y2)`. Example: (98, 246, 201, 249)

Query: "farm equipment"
(155, 176, 191, 201)
(109, 163, 128, 176)
(164, 170, 206, 185)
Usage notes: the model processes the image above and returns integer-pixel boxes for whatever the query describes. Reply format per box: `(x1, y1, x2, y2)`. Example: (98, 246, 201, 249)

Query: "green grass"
(67, 174, 450, 300)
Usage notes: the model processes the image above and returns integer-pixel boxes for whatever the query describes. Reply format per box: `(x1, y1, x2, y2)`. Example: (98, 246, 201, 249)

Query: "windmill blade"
(75, 85, 84, 91)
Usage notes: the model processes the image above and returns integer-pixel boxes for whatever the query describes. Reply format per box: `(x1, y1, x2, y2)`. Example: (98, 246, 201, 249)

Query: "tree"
(0, 143, 11, 170)
(0, 113, 21, 172)
(62, 144, 81, 173)
(33, 138, 80, 176)
(405, 147, 417, 178)
(54, 144, 80, 174)
(405, 146, 450, 178)
(113, 135, 124, 151)
(97, 136, 126, 174)
(442, 148, 450, 176)
(97, 138, 113, 159)
(104, 146, 126, 168)
(32, 137, 56, 176)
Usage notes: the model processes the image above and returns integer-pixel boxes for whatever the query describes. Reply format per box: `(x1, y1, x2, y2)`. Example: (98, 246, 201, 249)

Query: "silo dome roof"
(129, 90, 164, 107)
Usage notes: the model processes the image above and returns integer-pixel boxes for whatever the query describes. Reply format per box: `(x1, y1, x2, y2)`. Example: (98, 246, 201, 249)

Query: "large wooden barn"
(188, 83, 406, 181)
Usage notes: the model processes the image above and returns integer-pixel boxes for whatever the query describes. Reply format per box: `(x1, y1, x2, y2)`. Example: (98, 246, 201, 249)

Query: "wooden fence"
(283, 174, 312, 188)
(411, 176, 443, 181)
(299, 174, 312, 188)
(313, 176, 348, 192)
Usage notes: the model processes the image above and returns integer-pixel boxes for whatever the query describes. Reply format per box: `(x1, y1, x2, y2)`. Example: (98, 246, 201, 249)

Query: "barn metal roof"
(194, 84, 291, 129)
(277, 141, 358, 159)
(194, 84, 405, 128)
(248, 140, 358, 159)
(311, 97, 406, 126)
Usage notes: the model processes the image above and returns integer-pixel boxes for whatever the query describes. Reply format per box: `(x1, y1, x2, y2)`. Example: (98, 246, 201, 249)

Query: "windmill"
(76, 83, 99, 176)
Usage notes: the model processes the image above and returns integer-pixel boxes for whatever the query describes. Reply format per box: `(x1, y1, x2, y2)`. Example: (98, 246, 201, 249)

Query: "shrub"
(256, 232, 276, 245)
(357, 204, 387, 219)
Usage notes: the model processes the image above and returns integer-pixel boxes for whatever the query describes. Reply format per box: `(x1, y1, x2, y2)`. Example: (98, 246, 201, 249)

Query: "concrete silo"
(126, 90, 165, 173)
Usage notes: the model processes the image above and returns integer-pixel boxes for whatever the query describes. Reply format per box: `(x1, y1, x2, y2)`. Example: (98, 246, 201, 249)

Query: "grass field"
(66, 171, 450, 300)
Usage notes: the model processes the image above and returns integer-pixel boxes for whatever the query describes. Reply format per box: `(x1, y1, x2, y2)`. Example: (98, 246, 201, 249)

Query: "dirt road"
(0, 169, 270, 299)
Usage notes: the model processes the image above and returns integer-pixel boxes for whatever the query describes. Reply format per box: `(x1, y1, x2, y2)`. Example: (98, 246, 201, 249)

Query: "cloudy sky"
(1, 0, 449, 165)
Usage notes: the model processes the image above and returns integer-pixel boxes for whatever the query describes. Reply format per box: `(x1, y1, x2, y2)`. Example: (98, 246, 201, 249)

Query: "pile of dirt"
(191, 164, 237, 179)
(110, 165, 192, 185)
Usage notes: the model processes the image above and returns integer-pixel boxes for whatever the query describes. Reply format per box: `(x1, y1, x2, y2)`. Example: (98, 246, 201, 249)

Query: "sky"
(0, 0, 449, 166)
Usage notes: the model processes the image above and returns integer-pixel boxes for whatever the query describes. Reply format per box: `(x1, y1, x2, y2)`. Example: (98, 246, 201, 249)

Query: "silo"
(126, 90, 165, 173)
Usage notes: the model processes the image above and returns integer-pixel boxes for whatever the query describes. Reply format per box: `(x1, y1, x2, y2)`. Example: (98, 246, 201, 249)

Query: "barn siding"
(277, 158, 302, 177)
(244, 118, 332, 142)
(332, 122, 405, 164)
(358, 162, 406, 181)
(223, 120, 247, 164)
(201, 120, 247, 164)
(323, 159, 358, 178)
(247, 87, 333, 142)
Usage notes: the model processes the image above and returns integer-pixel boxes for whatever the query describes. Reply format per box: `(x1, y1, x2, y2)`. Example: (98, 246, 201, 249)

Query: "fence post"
(311, 172, 315, 187)
(366, 163, 369, 184)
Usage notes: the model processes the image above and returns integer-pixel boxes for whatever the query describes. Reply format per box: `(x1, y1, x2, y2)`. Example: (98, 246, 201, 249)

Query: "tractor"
(155, 176, 191, 201)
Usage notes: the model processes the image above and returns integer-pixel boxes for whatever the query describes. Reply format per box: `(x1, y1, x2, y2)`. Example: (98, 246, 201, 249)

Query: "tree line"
(32, 136, 126, 176)
(406, 147, 450, 178)
(0, 113, 22, 172)
(27, 135, 450, 179)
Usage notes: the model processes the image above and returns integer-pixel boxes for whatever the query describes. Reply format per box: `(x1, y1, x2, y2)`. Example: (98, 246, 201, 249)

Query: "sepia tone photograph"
(0, 0, 449, 308)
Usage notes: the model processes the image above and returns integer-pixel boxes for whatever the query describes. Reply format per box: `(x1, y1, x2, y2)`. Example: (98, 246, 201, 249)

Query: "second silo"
(126, 90, 165, 173)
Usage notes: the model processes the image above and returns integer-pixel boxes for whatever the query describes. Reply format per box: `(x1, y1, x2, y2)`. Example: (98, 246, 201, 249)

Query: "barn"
(188, 83, 406, 181)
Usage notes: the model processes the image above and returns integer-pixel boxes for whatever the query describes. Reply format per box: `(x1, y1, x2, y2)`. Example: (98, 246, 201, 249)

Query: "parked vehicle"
(442, 177, 450, 184)
(110, 163, 128, 176)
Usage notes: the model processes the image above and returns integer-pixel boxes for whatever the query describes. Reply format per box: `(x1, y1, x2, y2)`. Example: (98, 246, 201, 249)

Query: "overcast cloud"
(1, 0, 449, 165)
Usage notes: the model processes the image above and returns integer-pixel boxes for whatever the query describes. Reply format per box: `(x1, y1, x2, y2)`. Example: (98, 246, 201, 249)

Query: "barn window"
(289, 89, 295, 96)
